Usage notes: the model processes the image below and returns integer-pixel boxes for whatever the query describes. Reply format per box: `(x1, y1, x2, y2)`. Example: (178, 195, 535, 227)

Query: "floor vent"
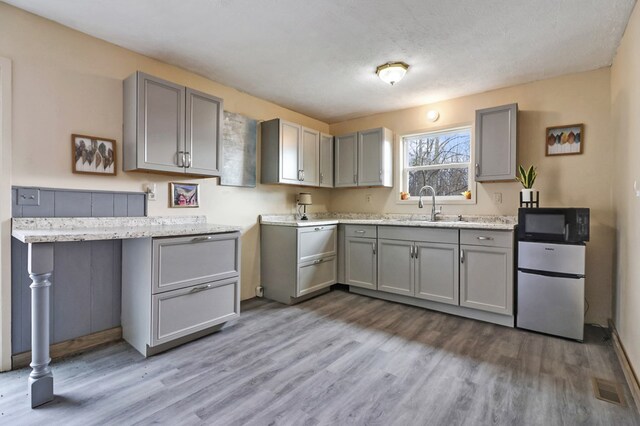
(592, 377, 625, 406)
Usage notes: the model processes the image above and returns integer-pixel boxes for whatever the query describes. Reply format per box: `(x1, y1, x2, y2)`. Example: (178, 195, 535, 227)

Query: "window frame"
(397, 125, 476, 205)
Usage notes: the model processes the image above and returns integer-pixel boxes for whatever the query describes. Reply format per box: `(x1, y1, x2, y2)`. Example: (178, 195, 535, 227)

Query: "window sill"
(395, 197, 477, 206)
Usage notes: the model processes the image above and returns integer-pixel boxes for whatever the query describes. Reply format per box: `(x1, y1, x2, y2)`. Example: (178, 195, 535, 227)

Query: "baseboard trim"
(11, 326, 122, 370)
(609, 319, 640, 412)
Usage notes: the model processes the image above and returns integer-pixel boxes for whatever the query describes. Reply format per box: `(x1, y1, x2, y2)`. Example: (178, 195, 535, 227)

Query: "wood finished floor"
(0, 289, 638, 426)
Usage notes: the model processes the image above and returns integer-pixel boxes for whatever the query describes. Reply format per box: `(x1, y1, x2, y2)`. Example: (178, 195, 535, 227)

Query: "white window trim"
(396, 124, 477, 205)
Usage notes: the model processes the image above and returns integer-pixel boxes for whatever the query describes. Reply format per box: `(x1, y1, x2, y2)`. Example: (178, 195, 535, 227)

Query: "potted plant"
(516, 165, 537, 202)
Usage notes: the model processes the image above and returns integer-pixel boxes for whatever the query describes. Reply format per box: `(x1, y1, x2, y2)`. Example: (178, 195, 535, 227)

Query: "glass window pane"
(405, 129, 471, 166)
(408, 168, 469, 196)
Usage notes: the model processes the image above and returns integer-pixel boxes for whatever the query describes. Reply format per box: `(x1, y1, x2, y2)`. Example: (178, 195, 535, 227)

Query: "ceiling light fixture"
(427, 110, 440, 122)
(376, 62, 409, 85)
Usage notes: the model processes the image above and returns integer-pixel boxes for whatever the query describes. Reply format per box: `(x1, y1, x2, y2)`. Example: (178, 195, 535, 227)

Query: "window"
(401, 126, 472, 200)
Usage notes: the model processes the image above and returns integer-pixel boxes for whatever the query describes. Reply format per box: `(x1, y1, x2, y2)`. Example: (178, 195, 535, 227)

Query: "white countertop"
(12, 216, 241, 244)
(260, 213, 517, 231)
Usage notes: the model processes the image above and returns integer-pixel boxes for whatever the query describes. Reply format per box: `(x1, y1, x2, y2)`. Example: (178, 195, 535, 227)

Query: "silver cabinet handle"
(314, 258, 324, 264)
(460, 249, 465, 264)
(314, 227, 324, 231)
(372, 242, 377, 255)
(20, 195, 36, 200)
(477, 236, 494, 241)
(475, 163, 480, 177)
(177, 151, 185, 167)
(379, 170, 383, 182)
(190, 284, 212, 293)
(301, 170, 305, 181)
(414, 245, 419, 259)
(193, 236, 213, 242)
(297, 170, 302, 181)
(353, 173, 357, 184)
(354, 230, 366, 234)
(410, 245, 414, 258)
(319, 173, 323, 184)
(185, 152, 192, 168)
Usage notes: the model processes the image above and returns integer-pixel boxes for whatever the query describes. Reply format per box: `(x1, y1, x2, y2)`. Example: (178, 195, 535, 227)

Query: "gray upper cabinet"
(459, 230, 514, 315)
(335, 132, 358, 187)
(319, 133, 334, 188)
(335, 128, 393, 188)
(123, 72, 223, 177)
(475, 103, 518, 182)
(261, 119, 319, 186)
(185, 88, 223, 176)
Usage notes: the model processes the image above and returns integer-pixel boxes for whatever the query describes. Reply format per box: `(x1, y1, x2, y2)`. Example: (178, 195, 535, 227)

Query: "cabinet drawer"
(297, 225, 337, 263)
(344, 225, 377, 239)
(378, 226, 458, 244)
(460, 229, 513, 248)
(297, 256, 336, 296)
(151, 277, 239, 347)
(153, 233, 240, 294)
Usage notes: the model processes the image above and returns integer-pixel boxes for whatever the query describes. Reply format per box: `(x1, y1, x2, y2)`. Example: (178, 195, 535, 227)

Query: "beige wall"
(0, 2, 332, 303)
(611, 3, 640, 376)
(330, 69, 615, 325)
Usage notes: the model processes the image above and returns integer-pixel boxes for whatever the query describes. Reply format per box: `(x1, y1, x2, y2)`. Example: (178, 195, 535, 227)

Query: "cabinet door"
(137, 72, 185, 173)
(460, 244, 513, 315)
(185, 88, 223, 176)
(475, 103, 517, 181)
(297, 256, 337, 296)
(345, 237, 377, 290)
(279, 120, 302, 184)
(358, 128, 384, 186)
(414, 242, 459, 305)
(301, 127, 319, 186)
(335, 133, 358, 187)
(377, 239, 414, 296)
(319, 133, 334, 188)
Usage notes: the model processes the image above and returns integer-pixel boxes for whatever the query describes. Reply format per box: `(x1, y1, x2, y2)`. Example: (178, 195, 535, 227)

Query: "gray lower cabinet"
(414, 242, 459, 305)
(459, 230, 514, 315)
(122, 232, 241, 356)
(261, 224, 337, 304)
(377, 227, 459, 301)
(123, 72, 223, 177)
(475, 103, 518, 182)
(344, 225, 377, 290)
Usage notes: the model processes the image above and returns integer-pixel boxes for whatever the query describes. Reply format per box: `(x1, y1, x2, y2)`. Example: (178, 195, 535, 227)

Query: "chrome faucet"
(417, 185, 440, 221)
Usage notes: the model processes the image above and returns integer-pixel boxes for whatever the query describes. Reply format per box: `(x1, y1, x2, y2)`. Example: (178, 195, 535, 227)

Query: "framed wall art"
(546, 124, 584, 156)
(72, 134, 117, 175)
(169, 182, 200, 208)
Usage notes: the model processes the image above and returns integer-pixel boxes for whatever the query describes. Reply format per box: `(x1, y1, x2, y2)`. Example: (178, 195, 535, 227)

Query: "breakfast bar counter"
(11, 216, 241, 408)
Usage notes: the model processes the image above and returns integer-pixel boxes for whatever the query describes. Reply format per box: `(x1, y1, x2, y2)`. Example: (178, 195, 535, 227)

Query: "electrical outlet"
(494, 192, 502, 204)
(145, 183, 157, 201)
(366, 194, 372, 204)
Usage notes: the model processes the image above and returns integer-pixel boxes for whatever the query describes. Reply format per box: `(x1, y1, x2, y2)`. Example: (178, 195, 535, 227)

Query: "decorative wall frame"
(545, 124, 584, 156)
(169, 182, 200, 208)
(72, 134, 117, 175)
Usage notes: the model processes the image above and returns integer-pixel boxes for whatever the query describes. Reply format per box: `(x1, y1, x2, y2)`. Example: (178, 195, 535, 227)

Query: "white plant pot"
(521, 188, 536, 202)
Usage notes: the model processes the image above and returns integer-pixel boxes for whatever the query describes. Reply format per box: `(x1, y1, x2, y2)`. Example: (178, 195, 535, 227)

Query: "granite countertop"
(260, 213, 517, 231)
(12, 216, 242, 244)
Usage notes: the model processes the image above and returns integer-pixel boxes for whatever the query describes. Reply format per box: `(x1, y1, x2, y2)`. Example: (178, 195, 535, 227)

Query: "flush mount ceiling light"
(376, 62, 409, 85)
(427, 110, 440, 122)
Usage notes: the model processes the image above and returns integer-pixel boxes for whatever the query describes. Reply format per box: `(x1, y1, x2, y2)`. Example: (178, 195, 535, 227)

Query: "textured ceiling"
(4, 0, 637, 123)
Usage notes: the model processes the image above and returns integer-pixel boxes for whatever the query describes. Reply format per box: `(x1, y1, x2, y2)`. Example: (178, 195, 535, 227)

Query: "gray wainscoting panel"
(11, 187, 146, 355)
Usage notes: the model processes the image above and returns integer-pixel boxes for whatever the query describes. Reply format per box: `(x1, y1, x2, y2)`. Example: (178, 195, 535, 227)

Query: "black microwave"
(518, 208, 590, 243)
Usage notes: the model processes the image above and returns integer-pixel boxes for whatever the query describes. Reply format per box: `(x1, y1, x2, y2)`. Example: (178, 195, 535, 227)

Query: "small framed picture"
(546, 124, 584, 156)
(72, 134, 117, 175)
(170, 182, 200, 208)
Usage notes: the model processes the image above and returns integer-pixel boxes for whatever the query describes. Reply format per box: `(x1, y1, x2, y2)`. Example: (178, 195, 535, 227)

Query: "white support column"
(27, 242, 54, 408)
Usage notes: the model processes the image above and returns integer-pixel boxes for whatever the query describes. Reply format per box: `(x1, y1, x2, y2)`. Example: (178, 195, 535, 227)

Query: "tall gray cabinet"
(261, 119, 319, 187)
(335, 128, 393, 188)
(475, 103, 518, 182)
(124, 72, 223, 177)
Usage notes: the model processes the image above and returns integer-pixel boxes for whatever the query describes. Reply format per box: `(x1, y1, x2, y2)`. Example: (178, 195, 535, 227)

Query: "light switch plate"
(17, 188, 40, 206)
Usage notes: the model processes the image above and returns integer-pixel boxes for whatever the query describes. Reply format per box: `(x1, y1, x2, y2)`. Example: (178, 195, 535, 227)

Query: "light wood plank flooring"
(0, 289, 638, 425)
